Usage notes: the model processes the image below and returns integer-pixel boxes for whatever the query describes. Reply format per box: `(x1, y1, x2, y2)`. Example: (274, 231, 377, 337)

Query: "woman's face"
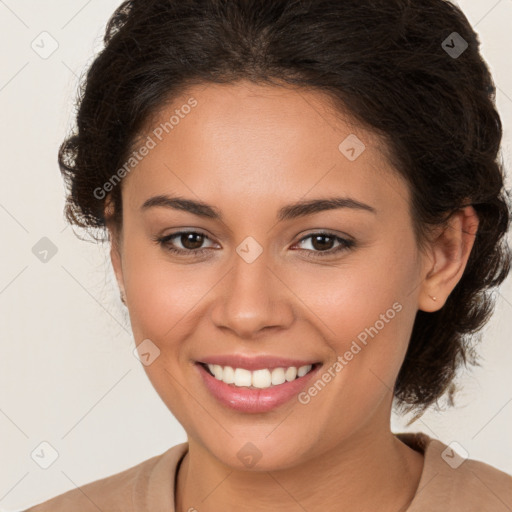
(110, 80, 433, 469)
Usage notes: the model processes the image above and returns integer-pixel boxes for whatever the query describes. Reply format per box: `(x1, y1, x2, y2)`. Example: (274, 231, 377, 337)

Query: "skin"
(107, 80, 479, 512)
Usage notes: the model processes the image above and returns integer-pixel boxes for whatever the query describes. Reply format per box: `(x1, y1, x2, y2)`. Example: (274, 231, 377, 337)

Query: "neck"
(175, 423, 424, 512)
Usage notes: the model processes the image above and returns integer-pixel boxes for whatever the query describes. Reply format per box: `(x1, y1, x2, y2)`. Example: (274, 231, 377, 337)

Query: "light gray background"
(1, 1, 511, 510)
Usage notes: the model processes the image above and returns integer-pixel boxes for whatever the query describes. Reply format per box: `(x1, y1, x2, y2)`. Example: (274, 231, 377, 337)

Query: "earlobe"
(418, 205, 479, 312)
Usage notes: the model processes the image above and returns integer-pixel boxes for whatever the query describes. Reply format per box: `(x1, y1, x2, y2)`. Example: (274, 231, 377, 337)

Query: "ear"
(418, 205, 479, 312)
(104, 195, 126, 304)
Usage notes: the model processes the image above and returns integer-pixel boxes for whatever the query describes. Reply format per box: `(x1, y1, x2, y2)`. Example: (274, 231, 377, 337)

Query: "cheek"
(290, 237, 419, 404)
(120, 242, 210, 418)
(121, 238, 212, 341)
(287, 235, 418, 341)
(293, 288, 416, 442)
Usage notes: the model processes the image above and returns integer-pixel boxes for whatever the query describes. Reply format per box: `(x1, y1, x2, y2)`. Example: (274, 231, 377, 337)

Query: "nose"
(210, 247, 295, 339)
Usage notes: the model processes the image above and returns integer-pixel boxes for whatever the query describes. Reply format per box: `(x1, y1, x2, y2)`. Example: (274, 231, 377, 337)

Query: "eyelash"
(152, 230, 355, 259)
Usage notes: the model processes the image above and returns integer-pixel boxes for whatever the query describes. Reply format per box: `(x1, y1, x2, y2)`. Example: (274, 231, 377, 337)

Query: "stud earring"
(428, 295, 437, 301)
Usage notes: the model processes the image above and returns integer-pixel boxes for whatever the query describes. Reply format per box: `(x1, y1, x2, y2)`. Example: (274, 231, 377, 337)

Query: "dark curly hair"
(58, 0, 511, 414)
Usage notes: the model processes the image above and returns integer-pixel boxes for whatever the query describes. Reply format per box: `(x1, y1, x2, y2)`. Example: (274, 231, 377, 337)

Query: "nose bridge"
(210, 238, 293, 337)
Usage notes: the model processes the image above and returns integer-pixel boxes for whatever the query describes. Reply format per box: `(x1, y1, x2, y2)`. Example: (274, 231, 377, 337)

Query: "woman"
(26, 0, 512, 510)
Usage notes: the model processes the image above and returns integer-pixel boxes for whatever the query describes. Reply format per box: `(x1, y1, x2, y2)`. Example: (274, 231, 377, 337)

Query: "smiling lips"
(195, 354, 322, 412)
(197, 354, 320, 389)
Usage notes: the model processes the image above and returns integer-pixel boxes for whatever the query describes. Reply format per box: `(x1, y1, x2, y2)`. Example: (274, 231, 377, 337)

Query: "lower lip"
(195, 363, 322, 413)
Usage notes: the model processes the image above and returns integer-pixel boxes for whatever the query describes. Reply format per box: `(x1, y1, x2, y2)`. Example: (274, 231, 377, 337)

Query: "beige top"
(25, 432, 512, 511)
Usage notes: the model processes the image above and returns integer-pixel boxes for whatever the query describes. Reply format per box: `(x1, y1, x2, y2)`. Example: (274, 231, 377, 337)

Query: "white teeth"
(297, 365, 311, 377)
(222, 365, 235, 384)
(285, 366, 297, 381)
(206, 363, 314, 389)
(234, 368, 252, 387)
(271, 367, 286, 385)
(212, 364, 223, 380)
(252, 369, 272, 388)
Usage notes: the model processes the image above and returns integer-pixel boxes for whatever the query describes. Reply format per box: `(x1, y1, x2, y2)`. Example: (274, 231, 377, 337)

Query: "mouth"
(194, 360, 323, 413)
(197, 361, 322, 390)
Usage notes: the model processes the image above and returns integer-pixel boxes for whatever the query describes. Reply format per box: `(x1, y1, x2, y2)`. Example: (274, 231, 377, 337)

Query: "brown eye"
(180, 232, 206, 250)
(154, 230, 217, 256)
(310, 234, 336, 251)
(293, 232, 355, 259)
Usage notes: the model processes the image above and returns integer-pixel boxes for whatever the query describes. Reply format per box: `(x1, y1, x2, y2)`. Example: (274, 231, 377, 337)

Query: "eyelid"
(294, 228, 354, 244)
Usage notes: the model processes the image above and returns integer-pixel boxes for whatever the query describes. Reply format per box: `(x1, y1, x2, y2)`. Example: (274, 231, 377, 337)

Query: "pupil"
(183, 233, 204, 250)
(313, 235, 333, 251)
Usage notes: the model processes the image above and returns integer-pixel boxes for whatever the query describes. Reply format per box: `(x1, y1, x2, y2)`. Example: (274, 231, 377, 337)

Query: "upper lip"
(196, 354, 321, 371)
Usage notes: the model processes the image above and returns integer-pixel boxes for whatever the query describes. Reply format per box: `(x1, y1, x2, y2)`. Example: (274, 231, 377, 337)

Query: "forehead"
(122, 80, 409, 217)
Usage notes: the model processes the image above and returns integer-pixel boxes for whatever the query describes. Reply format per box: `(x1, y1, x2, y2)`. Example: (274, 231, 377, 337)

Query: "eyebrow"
(140, 194, 376, 221)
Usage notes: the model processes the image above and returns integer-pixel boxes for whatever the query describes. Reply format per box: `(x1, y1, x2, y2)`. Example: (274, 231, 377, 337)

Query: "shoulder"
(398, 432, 512, 511)
(24, 442, 188, 512)
(442, 450, 512, 510)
